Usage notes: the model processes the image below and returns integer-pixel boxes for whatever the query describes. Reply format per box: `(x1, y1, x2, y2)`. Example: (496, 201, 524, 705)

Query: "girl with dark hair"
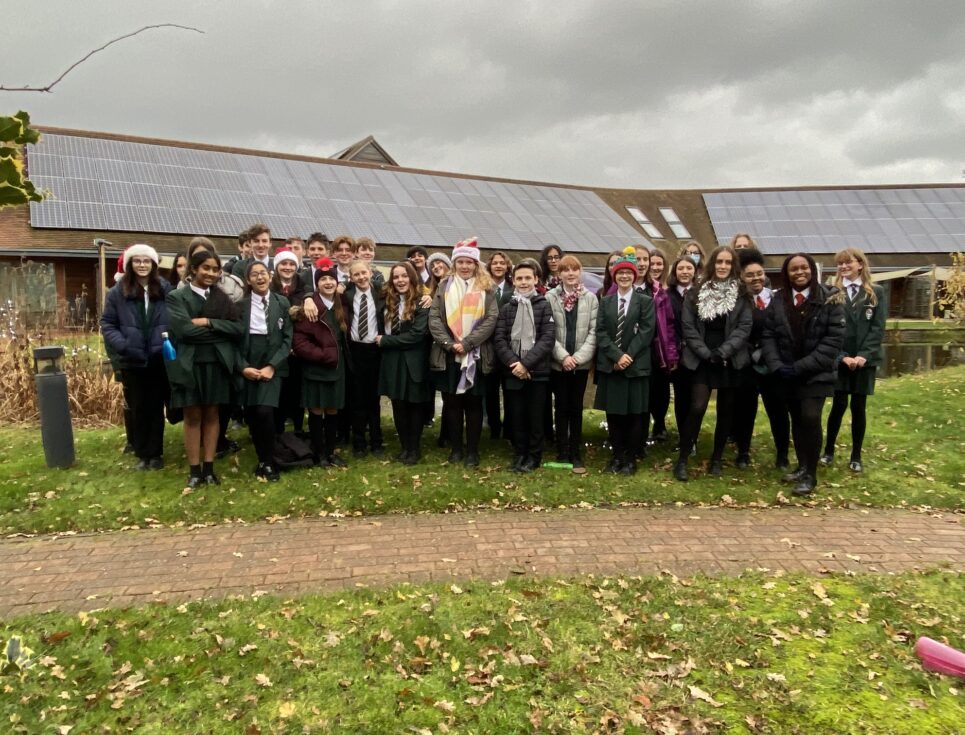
(674, 245, 751, 482)
(165, 249, 243, 487)
(168, 251, 187, 288)
(485, 250, 514, 440)
(270, 247, 307, 436)
(376, 262, 431, 464)
(821, 247, 886, 473)
(667, 256, 697, 446)
(643, 248, 678, 446)
(237, 261, 293, 481)
(598, 250, 623, 298)
(762, 253, 846, 496)
(101, 244, 171, 470)
(428, 237, 498, 467)
(292, 258, 349, 468)
(594, 248, 655, 475)
(538, 244, 564, 291)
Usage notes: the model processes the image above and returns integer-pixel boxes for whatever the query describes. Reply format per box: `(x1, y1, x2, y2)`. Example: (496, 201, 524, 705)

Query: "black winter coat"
(493, 294, 555, 379)
(762, 285, 846, 390)
(100, 280, 171, 368)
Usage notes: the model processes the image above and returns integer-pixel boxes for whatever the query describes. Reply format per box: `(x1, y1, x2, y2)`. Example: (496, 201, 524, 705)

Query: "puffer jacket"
(100, 280, 171, 368)
(762, 285, 846, 386)
(545, 286, 598, 370)
(493, 293, 556, 378)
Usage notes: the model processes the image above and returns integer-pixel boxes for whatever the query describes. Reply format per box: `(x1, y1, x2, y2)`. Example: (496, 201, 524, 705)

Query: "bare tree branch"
(0, 23, 205, 93)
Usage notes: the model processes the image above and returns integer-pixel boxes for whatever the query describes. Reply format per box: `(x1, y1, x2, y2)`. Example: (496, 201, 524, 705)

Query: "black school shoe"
(673, 460, 689, 482)
(708, 459, 723, 477)
(255, 463, 280, 482)
(734, 453, 751, 469)
(464, 453, 480, 468)
(148, 457, 164, 470)
(328, 454, 347, 468)
(792, 475, 816, 496)
(782, 466, 806, 484)
(819, 452, 834, 466)
(618, 461, 637, 475)
(848, 459, 864, 473)
(186, 475, 205, 489)
(215, 439, 240, 460)
(204, 473, 220, 486)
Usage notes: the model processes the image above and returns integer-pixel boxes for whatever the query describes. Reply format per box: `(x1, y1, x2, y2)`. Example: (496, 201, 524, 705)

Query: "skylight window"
(625, 206, 663, 239)
(658, 207, 692, 239)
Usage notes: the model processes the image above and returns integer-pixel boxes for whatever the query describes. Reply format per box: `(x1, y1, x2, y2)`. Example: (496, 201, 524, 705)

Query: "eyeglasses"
(546, 254, 561, 261)
(130, 258, 153, 266)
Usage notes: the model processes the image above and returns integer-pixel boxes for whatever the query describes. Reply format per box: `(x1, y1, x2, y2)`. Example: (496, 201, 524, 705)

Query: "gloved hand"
(708, 351, 724, 366)
(777, 364, 796, 379)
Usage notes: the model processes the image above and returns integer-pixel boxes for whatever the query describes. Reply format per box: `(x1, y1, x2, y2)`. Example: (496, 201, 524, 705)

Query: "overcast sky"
(4, 0, 965, 189)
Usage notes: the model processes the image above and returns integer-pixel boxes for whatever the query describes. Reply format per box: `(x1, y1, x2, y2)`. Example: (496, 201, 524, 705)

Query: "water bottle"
(161, 332, 177, 361)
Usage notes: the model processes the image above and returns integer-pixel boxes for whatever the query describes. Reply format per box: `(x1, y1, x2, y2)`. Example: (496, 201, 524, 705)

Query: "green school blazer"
(236, 293, 293, 377)
(378, 305, 430, 389)
(841, 283, 887, 366)
(595, 289, 655, 377)
(164, 287, 244, 389)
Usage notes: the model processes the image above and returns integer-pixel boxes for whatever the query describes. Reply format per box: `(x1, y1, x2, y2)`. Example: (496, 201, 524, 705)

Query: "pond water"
(879, 343, 965, 378)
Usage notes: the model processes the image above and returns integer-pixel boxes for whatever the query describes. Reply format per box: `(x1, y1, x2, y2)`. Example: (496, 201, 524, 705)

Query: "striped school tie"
(616, 297, 626, 344)
(262, 295, 268, 315)
(392, 303, 402, 333)
(358, 293, 369, 341)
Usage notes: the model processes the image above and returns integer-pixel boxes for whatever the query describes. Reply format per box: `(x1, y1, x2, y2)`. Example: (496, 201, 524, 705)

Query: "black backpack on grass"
(272, 433, 314, 470)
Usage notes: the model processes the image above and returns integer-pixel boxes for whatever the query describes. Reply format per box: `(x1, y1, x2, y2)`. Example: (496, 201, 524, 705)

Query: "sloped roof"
(25, 128, 640, 253)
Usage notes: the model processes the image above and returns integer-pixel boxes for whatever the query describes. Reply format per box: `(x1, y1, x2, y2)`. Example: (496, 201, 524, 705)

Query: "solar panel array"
(26, 133, 640, 252)
(704, 188, 965, 254)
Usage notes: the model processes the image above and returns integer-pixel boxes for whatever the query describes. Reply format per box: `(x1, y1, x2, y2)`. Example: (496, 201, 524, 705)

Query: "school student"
(271, 247, 307, 436)
(292, 258, 348, 468)
(237, 262, 293, 481)
(594, 248, 655, 475)
(376, 261, 431, 464)
(354, 236, 386, 291)
(425, 252, 452, 439)
(340, 259, 386, 457)
(299, 233, 330, 291)
(822, 247, 887, 472)
(485, 251, 514, 441)
(674, 245, 752, 482)
(643, 248, 679, 448)
(732, 248, 790, 469)
(407, 246, 431, 285)
(538, 244, 564, 291)
(762, 253, 846, 496)
(545, 255, 598, 472)
(428, 237, 498, 467)
(667, 257, 697, 447)
(231, 223, 273, 280)
(331, 235, 355, 288)
(165, 249, 243, 487)
(100, 244, 171, 470)
(493, 259, 555, 472)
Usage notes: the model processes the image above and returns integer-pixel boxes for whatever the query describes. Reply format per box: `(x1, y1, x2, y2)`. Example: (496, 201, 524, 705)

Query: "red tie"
(794, 293, 805, 307)
(755, 295, 766, 310)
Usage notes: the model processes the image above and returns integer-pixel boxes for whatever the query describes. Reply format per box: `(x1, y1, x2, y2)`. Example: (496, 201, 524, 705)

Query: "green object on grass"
(542, 461, 573, 469)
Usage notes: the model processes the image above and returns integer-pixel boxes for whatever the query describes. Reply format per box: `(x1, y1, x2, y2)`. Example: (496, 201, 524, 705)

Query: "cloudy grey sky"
(5, 0, 965, 189)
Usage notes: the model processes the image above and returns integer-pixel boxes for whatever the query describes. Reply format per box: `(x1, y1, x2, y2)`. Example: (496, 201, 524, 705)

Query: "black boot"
(325, 415, 346, 466)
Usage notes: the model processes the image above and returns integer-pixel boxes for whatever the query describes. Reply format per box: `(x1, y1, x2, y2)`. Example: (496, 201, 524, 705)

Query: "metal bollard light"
(33, 345, 75, 468)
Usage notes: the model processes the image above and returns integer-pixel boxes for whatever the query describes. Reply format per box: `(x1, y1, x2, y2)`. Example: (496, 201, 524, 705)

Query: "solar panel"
(704, 188, 965, 254)
(26, 133, 639, 251)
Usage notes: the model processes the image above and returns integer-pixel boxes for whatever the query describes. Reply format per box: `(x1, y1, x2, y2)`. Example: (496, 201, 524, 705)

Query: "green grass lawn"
(1, 571, 960, 734)
(0, 367, 962, 536)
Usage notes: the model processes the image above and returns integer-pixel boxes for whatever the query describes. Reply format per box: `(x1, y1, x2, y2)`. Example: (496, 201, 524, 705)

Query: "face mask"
(688, 253, 701, 266)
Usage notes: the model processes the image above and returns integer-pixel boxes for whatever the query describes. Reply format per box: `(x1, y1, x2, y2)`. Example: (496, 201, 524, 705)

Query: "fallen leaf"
(688, 685, 723, 707)
(255, 673, 272, 688)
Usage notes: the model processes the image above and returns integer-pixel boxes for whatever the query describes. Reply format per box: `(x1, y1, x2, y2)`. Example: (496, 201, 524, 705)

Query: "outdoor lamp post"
(33, 345, 75, 468)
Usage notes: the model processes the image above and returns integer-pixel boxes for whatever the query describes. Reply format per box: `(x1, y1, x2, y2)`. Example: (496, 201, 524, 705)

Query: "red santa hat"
(451, 236, 480, 262)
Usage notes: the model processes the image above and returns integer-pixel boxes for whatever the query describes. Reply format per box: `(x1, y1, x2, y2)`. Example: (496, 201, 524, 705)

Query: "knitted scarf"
(444, 276, 486, 393)
(696, 279, 739, 322)
(510, 290, 536, 360)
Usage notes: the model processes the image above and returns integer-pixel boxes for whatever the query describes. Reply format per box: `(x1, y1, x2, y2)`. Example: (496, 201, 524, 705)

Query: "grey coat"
(545, 286, 598, 370)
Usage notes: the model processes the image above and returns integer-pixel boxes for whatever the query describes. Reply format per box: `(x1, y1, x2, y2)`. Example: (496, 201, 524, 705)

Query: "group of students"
(101, 226, 885, 496)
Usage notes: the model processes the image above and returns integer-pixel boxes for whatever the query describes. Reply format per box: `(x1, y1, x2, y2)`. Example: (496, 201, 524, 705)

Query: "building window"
(658, 207, 691, 239)
(625, 206, 663, 239)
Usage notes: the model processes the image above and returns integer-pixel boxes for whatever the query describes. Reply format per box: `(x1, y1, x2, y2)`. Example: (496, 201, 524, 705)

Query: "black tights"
(446, 392, 483, 455)
(789, 396, 826, 478)
(606, 412, 643, 464)
(677, 384, 735, 462)
(646, 369, 671, 437)
(245, 405, 276, 465)
(825, 392, 867, 461)
(391, 399, 425, 456)
(672, 371, 693, 447)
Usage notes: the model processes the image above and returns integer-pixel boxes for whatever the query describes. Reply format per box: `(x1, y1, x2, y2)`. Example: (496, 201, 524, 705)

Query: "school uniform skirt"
(593, 372, 648, 415)
(379, 360, 431, 403)
(241, 334, 283, 407)
(835, 364, 877, 395)
(302, 367, 346, 411)
(169, 344, 233, 409)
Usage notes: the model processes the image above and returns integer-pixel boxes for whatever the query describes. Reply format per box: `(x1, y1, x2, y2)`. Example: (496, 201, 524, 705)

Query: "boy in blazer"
(341, 259, 386, 456)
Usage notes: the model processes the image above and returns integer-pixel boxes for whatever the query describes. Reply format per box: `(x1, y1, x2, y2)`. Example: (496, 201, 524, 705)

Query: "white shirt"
(320, 296, 334, 310)
(336, 267, 351, 284)
(753, 287, 773, 307)
(843, 277, 863, 300)
(792, 287, 810, 304)
(351, 287, 379, 343)
(386, 296, 406, 335)
(249, 292, 269, 335)
(190, 284, 209, 300)
(676, 284, 690, 298)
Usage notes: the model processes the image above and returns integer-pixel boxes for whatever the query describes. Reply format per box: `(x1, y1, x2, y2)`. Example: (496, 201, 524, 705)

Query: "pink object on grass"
(914, 637, 965, 678)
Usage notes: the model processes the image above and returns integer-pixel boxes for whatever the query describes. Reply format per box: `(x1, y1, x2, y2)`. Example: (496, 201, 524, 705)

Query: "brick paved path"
(1, 507, 961, 617)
